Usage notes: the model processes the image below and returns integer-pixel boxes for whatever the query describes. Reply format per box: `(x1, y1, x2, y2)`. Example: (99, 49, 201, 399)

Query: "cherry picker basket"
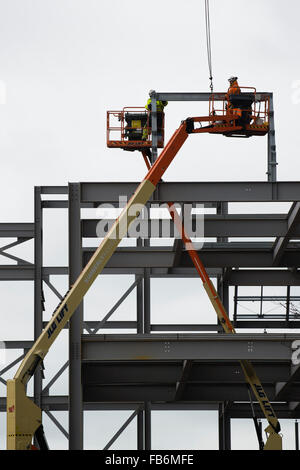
(107, 107, 165, 150)
(209, 87, 270, 137)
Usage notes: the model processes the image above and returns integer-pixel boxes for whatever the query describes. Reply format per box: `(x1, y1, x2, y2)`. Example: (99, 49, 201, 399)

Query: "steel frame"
(1, 180, 300, 450)
(2, 93, 300, 450)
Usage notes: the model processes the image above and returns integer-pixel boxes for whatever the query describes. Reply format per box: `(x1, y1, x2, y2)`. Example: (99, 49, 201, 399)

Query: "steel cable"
(204, 0, 213, 92)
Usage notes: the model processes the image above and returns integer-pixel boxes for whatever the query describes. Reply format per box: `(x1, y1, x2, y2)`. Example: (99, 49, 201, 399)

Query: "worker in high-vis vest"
(225, 76, 242, 120)
(143, 90, 168, 140)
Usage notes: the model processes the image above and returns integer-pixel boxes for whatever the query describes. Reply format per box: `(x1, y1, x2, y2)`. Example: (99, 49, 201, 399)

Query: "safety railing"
(209, 87, 269, 128)
(107, 107, 153, 148)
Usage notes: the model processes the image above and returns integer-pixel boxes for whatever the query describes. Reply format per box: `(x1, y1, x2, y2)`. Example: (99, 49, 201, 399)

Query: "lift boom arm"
(7, 120, 188, 450)
(7, 116, 281, 449)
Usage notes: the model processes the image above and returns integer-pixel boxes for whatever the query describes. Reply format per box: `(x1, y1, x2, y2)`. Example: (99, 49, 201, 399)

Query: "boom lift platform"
(107, 107, 165, 150)
(6, 87, 281, 450)
(107, 88, 269, 152)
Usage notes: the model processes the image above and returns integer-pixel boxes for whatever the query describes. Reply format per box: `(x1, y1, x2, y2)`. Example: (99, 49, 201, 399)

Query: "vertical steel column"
(68, 183, 83, 449)
(144, 401, 151, 450)
(136, 238, 144, 334)
(218, 403, 231, 450)
(34, 187, 43, 447)
(151, 94, 158, 163)
(259, 286, 264, 318)
(143, 203, 151, 334)
(217, 202, 229, 313)
(216, 203, 230, 449)
(286, 285, 290, 324)
(296, 420, 299, 451)
(137, 409, 144, 450)
(267, 93, 277, 182)
(143, 265, 151, 334)
(233, 285, 238, 326)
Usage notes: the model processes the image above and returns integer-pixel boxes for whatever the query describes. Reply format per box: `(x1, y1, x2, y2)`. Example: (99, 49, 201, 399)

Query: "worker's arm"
(7, 120, 189, 450)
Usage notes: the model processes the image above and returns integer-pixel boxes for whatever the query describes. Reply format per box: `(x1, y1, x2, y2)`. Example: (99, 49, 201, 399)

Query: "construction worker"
(225, 76, 242, 122)
(227, 76, 241, 96)
(143, 90, 168, 141)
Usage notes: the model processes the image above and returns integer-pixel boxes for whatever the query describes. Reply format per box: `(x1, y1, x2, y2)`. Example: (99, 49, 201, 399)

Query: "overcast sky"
(0, 0, 300, 450)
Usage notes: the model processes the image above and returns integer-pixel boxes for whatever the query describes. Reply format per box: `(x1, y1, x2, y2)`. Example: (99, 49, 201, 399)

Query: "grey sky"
(0, 0, 300, 450)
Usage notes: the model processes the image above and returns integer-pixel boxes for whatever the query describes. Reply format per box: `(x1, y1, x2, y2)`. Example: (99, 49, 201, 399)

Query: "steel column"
(145, 401, 151, 450)
(218, 403, 231, 450)
(34, 187, 43, 447)
(137, 408, 144, 449)
(68, 183, 83, 449)
(151, 95, 158, 162)
(144, 267, 151, 334)
(267, 93, 277, 182)
(136, 238, 144, 334)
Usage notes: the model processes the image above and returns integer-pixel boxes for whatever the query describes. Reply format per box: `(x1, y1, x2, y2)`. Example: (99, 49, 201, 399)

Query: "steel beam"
(82, 214, 300, 239)
(81, 333, 296, 362)
(228, 269, 300, 286)
(2, 396, 300, 418)
(155, 92, 271, 102)
(82, 361, 289, 385)
(83, 243, 300, 269)
(1, 265, 299, 285)
(82, 382, 278, 402)
(0, 223, 34, 238)
(40, 186, 68, 194)
(80, 181, 300, 203)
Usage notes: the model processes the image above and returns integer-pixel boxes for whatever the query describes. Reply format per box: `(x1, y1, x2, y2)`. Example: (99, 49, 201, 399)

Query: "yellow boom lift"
(7, 88, 282, 450)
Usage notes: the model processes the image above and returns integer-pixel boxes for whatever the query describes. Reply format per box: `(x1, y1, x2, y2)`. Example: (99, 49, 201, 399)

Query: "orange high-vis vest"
(226, 80, 241, 100)
(226, 80, 242, 117)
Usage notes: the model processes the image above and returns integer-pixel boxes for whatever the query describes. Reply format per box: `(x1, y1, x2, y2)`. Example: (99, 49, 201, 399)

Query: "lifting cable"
(204, 0, 213, 93)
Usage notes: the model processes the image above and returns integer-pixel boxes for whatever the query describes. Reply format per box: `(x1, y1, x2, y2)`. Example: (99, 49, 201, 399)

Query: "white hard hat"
(149, 89, 156, 96)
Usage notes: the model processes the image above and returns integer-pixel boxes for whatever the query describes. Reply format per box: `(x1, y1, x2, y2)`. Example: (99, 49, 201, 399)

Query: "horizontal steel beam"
(81, 333, 297, 362)
(0, 266, 68, 280)
(2, 341, 33, 349)
(82, 361, 289, 385)
(151, 324, 222, 332)
(0, 266, 35, 281)
(1, 396, 298, 418)
(40, 186, 68, 194)
(82, 215, 300, 238)
(83, 383, 279, 402)
(235, 321, 300, 328)
(155, 92, 272, 101)
(42, 320, 137, 330)
(228, 269, 300, 286)
(0, 223, 34, 238)
(80, 182, 300, 203)
(1, 264, 298, 286)
(83, 243, 300, 268)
